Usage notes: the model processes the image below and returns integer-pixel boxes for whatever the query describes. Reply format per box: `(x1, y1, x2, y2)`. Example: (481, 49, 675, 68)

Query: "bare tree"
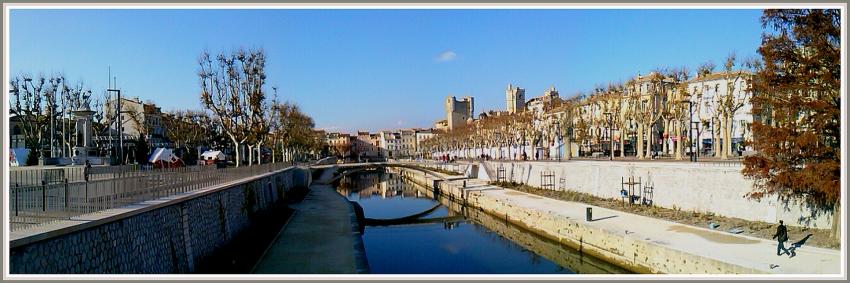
(198, 48, 268, 167)
(163, 110, 210, 163)
(10, 75, 48, 164)
(666, 67, 692, 160)
(715, 53, 751, 159)
(273, 101, 318, 162)
(696, 61, 716, 77)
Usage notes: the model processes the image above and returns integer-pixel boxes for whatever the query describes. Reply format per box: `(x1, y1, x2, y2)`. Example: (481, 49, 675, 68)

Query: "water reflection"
(334, 169, 630, 274)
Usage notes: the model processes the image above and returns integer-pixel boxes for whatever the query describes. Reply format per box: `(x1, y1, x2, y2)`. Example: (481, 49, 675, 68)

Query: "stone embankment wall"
(419, 161, 832, 228)
(402, 175, 630, 274)
(9, 167, 312, 274)
(391, 167, 764, 274)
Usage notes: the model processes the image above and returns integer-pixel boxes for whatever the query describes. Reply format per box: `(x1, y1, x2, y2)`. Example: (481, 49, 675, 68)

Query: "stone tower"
(506, 83, 526, 114)
(445, 95, 474, 131)
(543, 85, 559, 101)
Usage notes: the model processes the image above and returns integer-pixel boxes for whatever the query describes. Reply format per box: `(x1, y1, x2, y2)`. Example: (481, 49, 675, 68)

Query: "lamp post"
(106, 88, 122, 165)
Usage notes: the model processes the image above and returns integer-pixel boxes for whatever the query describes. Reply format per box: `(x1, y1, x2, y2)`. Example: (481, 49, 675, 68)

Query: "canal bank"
(391, 166, 841, 274)
(406, 173, 631, 274)
(251, 167, 369, 274)
(336, 169, 623, 274)
(9, 165, 312, 274)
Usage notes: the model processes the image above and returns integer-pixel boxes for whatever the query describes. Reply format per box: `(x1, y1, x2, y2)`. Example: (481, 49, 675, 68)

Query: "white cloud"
(396, 120, 404, 126)
(436, 50, 456, 62)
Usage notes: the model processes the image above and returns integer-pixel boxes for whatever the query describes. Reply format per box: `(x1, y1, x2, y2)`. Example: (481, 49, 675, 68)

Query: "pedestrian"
(84, 160, 92, 182)
(773, 220, 790, 256)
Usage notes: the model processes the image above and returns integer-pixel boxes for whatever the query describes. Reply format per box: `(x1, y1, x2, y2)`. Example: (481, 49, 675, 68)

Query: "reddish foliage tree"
(742, 9, 841, 236)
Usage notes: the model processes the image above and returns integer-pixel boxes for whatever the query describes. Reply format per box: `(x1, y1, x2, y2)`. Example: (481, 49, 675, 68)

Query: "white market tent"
(149, 148, 180, 164)
(201, 150, 226, 161)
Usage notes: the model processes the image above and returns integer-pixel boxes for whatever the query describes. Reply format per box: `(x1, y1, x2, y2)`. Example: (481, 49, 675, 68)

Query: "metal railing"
(10, 164, 157, 187)
(9, 162, 292, 232)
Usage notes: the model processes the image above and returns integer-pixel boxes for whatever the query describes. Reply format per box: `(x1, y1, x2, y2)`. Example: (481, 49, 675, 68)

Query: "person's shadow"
(787, 234, 813, 258)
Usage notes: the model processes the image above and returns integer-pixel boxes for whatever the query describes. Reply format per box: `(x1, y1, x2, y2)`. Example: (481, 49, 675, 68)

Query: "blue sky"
(9, 9, 764, 133)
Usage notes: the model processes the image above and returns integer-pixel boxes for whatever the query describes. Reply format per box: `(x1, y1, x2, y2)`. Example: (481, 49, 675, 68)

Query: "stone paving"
(252, 168, 366, 274)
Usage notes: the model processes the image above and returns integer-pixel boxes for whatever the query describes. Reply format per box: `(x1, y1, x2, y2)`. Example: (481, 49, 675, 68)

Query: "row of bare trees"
(9, 74, 102, 164)
(421, 9, 841, 238)
(422, 53, 753, 162)
(9, 49, 323, 167)
(198, 48, 324, 167)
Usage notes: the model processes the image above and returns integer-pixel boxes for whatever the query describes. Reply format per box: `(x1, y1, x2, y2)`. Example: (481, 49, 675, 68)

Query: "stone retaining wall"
(9, 167, 312, 274)
(418, 161, 832, 228)
(391, 167, 765, 274)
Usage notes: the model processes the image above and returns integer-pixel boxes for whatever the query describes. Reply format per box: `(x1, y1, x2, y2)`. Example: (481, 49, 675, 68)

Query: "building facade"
(526, 86, 560, 113)
(685, 71, 754, 156)
(104, 97, 169, 148)
(378, 131, 401, 159)
(414, 129, 435, 158)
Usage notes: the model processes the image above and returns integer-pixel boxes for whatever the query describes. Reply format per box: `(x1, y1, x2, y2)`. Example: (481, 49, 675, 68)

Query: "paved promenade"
(461, 177, 842, 274)
(252, 168, 368, 274)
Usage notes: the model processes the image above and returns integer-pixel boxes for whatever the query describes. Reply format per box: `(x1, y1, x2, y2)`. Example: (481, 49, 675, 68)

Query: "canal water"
(334, 170, 630, 274)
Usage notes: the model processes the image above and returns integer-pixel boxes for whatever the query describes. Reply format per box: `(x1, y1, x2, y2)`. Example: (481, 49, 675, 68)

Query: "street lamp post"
(107, 88, 122, 165)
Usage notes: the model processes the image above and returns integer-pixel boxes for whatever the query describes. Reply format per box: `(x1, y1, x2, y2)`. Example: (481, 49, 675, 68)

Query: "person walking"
(84, 160, 92, 182)
(773, 220, 790, 256)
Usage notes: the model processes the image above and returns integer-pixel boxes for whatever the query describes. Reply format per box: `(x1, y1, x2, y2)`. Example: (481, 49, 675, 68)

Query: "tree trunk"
(832, 202, 841, 241)
(247, 145, 254, 166)
(637, 123, 644, 159)
(255, 142, 263, 165)
(230, 136, 241, 167)
(721, 115, 729, 160)
(610, 130, 615, 159)
(645, 123, 653, 159)
(620, 122, 626, 158)
(724, 114, 733, 159)
(675, 121, 683, 160)
(565, 134, 572, 160)
(713, 117, 722, 158)
(62, 112, 67, 158)
(661, 120, 670, 155)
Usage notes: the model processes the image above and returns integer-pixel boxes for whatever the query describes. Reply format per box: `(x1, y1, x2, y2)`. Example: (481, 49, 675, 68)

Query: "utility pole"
(107, 86, 122, 165)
